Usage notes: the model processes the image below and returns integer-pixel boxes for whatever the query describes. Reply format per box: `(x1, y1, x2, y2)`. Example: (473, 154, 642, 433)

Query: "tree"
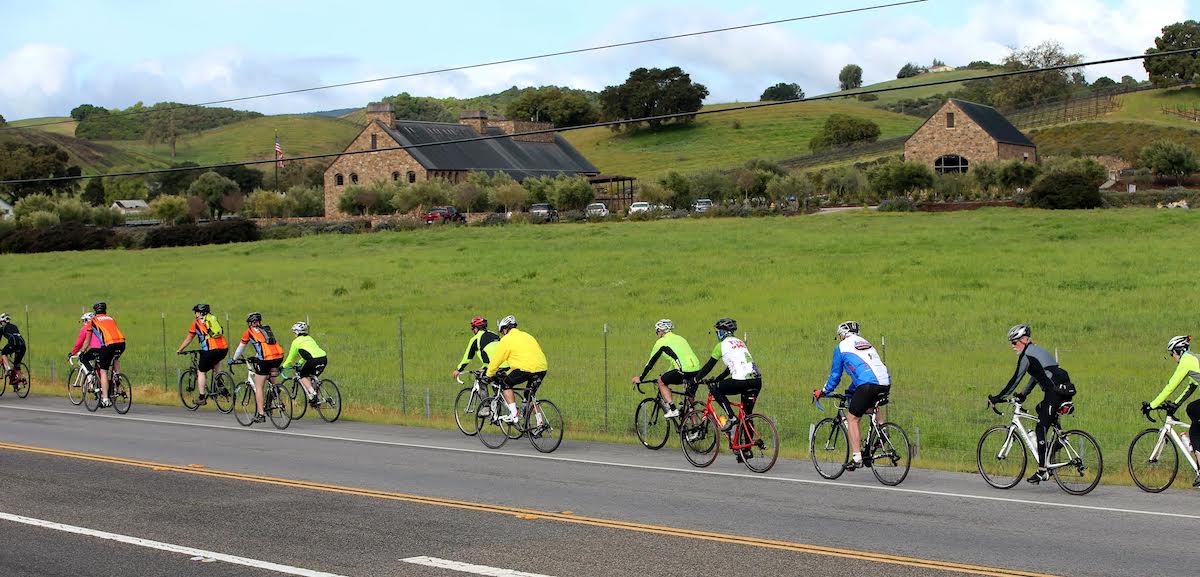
(838, 64, 863, 91)
(213, 165, 264, 194)
(991, 41, 1082, 110)
(809, 114, 881, 151)
(382, 92, 456, 123)
(504, 87, 598, 127)
(550, 176, 594, 210)
(997, 160, 1040, 189)
(69, 104, 106, 122)
(1141, 140, 1200, 185)
(187, 171, 241, 219)
(1145, 20, 1200, 86)
(490, 183, 528, 214)
(0, 141, 80, 200)
(657, 171, 692, 206)
(151, 162, 201, 197)
(931, 58, 946, 68)
(452, 180, 486, 212)
(149, 194, 192, 224)
(145, 109, 183, 158)
(1028, 171, 1102, 209)
(283, 185, 324, 217)
(1120, 75, 1139, 87)
(1091, 76, 1118, 90)
(867, 161, 935, 198)
(636, 182, 673, 205)
(896, 63, 925, 79)
(82, 178, 106, 206)
(759, 82, 804, 101)
(0, 113, 5, 127)
(599, 67, 709, 131)
(520, 175, 556, 204)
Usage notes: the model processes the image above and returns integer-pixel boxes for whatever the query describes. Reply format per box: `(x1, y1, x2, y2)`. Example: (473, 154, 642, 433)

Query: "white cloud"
(0, 44, 75, 118)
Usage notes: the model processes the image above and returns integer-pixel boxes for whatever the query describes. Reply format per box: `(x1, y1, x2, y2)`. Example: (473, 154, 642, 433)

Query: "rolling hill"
(105, 115, 362, 166)
(7, 116, 78, 137)
(0, 126, 167, 174)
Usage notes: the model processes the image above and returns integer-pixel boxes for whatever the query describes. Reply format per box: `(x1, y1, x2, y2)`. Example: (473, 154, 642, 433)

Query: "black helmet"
(93, 302, 107, 314)
(193, 304, 211, 314)
(714, 318, 737, 332)
(246, 312, 262, 324)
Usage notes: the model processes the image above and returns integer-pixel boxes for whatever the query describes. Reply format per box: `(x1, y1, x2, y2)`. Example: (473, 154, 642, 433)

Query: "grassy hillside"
(834, 69, 993, 106)
(0, 127, 166, 174)
(7, 117, 78, 137)
(5, 209, 1196, 477)
(108, 115, 361, 165)
(1030, 121, 1200, 159)
(1108, 85, 1200, 129)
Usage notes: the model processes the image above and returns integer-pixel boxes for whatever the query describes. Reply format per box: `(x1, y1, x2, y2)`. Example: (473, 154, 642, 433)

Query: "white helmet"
(837, 321, 860, 338)
(1007, 324, 1031, 342)
(1167, 335, 1191, 355)
(0, 313, 9, 324)
(655, 319, 674, 333)
(81, 312, 95, 323)
(499, 315, 518, 331)
(291, 321, 309, 335)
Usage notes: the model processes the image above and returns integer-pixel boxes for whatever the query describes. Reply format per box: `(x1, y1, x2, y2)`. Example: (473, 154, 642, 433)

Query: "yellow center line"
(0, 441, 1058, 577)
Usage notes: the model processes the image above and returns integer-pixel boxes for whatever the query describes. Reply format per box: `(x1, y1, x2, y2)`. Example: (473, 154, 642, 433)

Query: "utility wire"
(1, 1, 927, 131)
(3, 47, 1195, 186)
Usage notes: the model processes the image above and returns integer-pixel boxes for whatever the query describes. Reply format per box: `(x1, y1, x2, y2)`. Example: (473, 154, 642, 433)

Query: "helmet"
(655, 319, 674, 333)
(470, 316, 488, 329)
(1167, 335, 1191, 355)
(80, 312, 95, 323)
(93, 302, 107, 314)
(837, 321, 860, 338)
(1007, 324, 1031, 342)
(498, 315, 518, 331)
(291, 321, 309, 335)
(0, 313, 9, 324)
(192, 304, 210, 314)
(246, 312, 262, 324)
(714, 318, 737, 333)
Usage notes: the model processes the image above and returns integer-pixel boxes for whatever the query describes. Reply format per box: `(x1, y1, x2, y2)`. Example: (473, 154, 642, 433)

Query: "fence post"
(399, 316, 406, 415)
(161, 312, 168, 390)
(24, 305, 30, 368)
(914, 426, 921, 459)
(603, 323, 609, 432)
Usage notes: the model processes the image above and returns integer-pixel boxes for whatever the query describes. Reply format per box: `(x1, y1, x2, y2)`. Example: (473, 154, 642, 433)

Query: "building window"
(934, 154, 969, 174)
(407, 171, 417, 184)
(335, 174, 344, 186)
(946, 112, 955, 128)
(371, 134, 378, 150)
(392, 171, 400, 181)
(350, 173, 359, 185)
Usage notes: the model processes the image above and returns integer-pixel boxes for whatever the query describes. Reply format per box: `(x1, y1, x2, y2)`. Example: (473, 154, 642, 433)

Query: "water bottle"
(1025, 429, 1037, 450)
(1181, 432, 1194, 455)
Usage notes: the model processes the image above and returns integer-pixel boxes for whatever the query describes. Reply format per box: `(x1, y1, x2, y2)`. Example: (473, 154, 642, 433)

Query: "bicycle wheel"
(316, 380, 342, 423)
(680, 410, 719, 468)
(111, 374, 132, 414)
(15, 363, 30, 398)
(233, 382, 255, 426)
(454, 387, 482, 436)
(1127, 428, 1178, 493)
(870, 422, 912, 486)
(212, 372, 235, 414)
(266, 385, 293, 430)
(83, 374, 99, 412)
(635, 398, 670, 450)
(740, 414, 779, 473)
(0, 368, 6, 398)
(476, 396, 510, 449)
(67, 367, 84, 405)
(527, 399, 563, 454)
(976, 425, 1026, 489)
(1051, 429, 1103, 495)
(810, 417, 849, 480)
(287, 379, 308, 420)
(179, 368, 199, 410)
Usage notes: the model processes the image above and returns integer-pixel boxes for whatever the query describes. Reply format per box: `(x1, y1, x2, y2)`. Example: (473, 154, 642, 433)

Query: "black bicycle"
(82, 368, 132, 414)
(177, 350, 235, 414)
(810, 392, 911, 486)
(229, 359, 292, 429)
(633, 379, 699, 450)
(281, 363, 342, 423)
(0, 357, 30, 399)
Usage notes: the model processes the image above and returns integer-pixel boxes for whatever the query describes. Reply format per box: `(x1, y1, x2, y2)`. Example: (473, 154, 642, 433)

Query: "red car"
(423, 206, 466, 224)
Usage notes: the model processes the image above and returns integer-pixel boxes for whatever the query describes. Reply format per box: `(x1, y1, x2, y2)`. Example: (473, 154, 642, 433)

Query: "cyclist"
(229, 312, 284, 423)
(0, 313, 27, 386)
(485, 315, 547, 425)
(1144, 335, 1200, 487)
(280, 321, 328, 407)
(630, 319, 701, 419)
(988, 324, 1076, 485)
(812, 321, 891, 471)
(85, 302, 125, 408)
(695, 318, 761, 434)
(452, 316, 502, 379)
(68, 312, 102, 374)
(175, 304, 228, 405)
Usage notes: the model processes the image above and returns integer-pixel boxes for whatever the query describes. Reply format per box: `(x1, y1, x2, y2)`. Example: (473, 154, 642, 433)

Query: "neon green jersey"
(282, 335, 327, 367)
(1151, 352, 1200, 408)
(637, 332, 700, 380)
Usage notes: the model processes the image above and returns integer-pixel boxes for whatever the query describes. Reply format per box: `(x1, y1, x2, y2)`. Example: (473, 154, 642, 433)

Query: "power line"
(2, 47, 1195, 186)
(1, 1, 927, 132)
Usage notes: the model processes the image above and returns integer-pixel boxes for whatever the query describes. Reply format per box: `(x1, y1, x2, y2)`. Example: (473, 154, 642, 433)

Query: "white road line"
(0, 511, 351, 577)
(402, 556, 555, 577)
(2, 403, 1197, 521)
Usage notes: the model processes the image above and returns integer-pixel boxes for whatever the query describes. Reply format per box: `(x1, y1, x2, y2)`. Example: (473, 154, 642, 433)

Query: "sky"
(0, 0, 1194, 120)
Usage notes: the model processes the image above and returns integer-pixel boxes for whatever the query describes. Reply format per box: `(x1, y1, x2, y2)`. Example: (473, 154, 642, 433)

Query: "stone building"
(322, 103, 599, 216)
(904, 99, 1037, 174)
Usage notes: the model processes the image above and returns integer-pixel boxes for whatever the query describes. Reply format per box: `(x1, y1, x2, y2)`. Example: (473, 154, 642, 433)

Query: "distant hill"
(833, 68, 994, 107)
(300, 108, 360, 118)
(106, 115, 362, 165)
(8, 117, 78, 137)
(340, 85, 601, 126)
(0, 127, 166, 174)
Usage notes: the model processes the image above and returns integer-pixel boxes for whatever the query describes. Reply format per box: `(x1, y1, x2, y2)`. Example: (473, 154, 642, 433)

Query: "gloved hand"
(1163, 400, 1179, 413)
(987, 394, 1002, 405)
(812, 389, 824, 401)
(1013, 392, 1027, 403)
(1141, 401, 1151, 413)
(227, 358, 236, 366)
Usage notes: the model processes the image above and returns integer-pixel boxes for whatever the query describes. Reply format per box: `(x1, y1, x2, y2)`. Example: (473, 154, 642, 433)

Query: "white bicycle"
(1128, 402, 1198, 492)
(66, 355, 93, 405)
(453, 369, 498, 436)
(976, 397, 1103, 495)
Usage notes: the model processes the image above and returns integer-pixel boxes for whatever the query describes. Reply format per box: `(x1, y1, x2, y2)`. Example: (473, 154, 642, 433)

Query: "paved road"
(0, 396, 1195, 577)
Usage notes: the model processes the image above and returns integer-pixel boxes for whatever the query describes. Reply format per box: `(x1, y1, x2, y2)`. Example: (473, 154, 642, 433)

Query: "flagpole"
(274, 130, 280, 193)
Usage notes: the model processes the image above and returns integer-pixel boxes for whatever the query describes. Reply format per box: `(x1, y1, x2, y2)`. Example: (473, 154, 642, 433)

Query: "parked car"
(585, 203, 609, 218)
(423, 206, 465, 224)
(628, 201, 651, 214)
(652, 204, 673, 211)
(529, 203, 559, 222)
(692, 198, 713, 213)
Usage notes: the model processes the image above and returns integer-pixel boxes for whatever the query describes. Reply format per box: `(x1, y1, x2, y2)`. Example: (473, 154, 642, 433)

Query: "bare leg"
(196, 371, 207, 396)
(100, 369, 110, 401)
(253, 374, 266, 415)
(847, 414, 863, 463)
(657, 379, 674, 407)
(300, 376, 316, 397)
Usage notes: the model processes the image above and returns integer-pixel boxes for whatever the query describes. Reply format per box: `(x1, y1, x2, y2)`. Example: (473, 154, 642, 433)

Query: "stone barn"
(904, 99, 1037, 174)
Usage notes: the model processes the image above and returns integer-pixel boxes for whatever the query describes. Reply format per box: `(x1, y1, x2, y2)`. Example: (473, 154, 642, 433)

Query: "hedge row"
(142, 220, 260, 249)
(0, 224, 117, 254)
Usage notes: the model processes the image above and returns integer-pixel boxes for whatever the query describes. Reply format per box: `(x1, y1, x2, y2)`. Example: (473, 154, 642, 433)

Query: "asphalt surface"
(0, 395, 1196, 577)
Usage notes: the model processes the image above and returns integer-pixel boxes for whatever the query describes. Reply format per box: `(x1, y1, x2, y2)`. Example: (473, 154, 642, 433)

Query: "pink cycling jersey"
(70, 324, 102, 355)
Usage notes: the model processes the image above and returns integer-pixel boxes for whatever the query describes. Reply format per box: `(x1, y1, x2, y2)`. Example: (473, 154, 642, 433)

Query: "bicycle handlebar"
(228, 358, 247, 365)
(177, 350, 203, 356)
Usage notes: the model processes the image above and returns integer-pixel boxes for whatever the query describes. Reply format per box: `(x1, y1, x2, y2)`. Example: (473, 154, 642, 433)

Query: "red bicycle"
(679, 379, 779, 472)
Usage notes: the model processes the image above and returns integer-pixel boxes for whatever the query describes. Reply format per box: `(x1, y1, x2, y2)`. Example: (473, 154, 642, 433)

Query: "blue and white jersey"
(823, 335, 890, 394)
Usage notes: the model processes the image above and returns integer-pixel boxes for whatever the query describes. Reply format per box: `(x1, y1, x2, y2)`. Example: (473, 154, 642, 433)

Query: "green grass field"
(4, 209, 1196, 478)
(833, 69, 992, 106)
(8, 117, 78, 137)
(106, 115, 362, 165)
(1107, 86, 1200, 129)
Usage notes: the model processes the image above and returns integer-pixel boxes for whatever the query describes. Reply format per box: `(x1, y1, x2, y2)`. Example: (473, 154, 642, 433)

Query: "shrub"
(261, 224, 304, 240)
(22, 210, 60, 228)
(284, 185, 324, 217)
(337, 183, 394, 216)
(856, 93, 879, 102)
(12, 194, 56, 221)
(867, 161, 935, 199)
(877, 197, 917, 212)
(476, 213, 509, 226)
(824, 166, 868, 204)
(0, 224, 115, 254)
(245, 189, 287, 218)
(971, 161, 1000, 191)
(90, 206, 125, 228)
(550, 176, 594, 211)
(559, 210, 585, 223)
(149, 194, 192, 225)
(809, 114, 881, 151)
(115, 228, 145, 249)
(383, 216, 424, 231)
(1140, 139, 1199, 185)
(688, 170, 736, 203)
(54, 197, 93, 224)
(397, 178, 452, 213)
(997, 160, 1040, 190)
(932, 173, 972, 202)
(143, 219, 260, 248)
(1028, 171, 1103, 209)
(1102, 189, 1200, 208)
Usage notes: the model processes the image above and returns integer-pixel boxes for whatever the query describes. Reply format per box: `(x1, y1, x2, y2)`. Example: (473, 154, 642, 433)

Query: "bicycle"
(81, 362, 131, 415)
(229, 359, 292, 429)
(281, 364, 342, 423)
(66, 355, 91, 405)
(633, 378, 700, 450)
(1127, 402, 1199, 492)
(678, 379, 779, 473)
(474, 375, 563, 453)
(177, 350, 235, 414)
(0, 354, 30, 399)
(977, 398, 1102, 495)
(453, 369, 497, 436)
(810, 392, 911, 485)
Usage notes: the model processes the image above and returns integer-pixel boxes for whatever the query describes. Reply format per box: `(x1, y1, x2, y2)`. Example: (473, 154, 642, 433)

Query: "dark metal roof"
(380, 121, 599, 180)
(949, 99, 1036, 148)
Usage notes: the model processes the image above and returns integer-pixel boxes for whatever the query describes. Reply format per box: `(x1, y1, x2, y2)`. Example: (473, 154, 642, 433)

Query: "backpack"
(259, 325, 278, 345)
(1048, 366, 1076, 397)
(204, 314, 224, 338)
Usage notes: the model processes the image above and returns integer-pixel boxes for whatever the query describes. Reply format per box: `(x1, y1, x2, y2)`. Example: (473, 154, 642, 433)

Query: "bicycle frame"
(1147, 415, 1200, 474)
(458, 370, 498, 412)
(698, 393, 755, 450)
(636, 380, 693, 427)
(992, 401, 1082, 471)
(818, 395, 887, 454)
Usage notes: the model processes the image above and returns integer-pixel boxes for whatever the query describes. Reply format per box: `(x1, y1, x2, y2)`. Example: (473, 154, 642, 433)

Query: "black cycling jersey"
(995, 343, 1069, 399)
(0, 323, 25, 348)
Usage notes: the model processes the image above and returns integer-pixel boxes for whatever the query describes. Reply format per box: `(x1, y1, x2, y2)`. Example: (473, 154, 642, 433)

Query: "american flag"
(274, 134, 285, 168)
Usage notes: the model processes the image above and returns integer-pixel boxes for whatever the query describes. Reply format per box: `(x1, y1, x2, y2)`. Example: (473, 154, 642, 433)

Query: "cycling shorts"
(501, 370, 546, 396)
(249, 357, 283, 377)
(198, 349, 228, 373)
(848, 383, 889, 418)
(2, 343, 26, 367)
(80, 349, 100, 371)
(98, 343, 125, 372)
(298, 356, 328, 378)
(660, 369, 699, 386)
